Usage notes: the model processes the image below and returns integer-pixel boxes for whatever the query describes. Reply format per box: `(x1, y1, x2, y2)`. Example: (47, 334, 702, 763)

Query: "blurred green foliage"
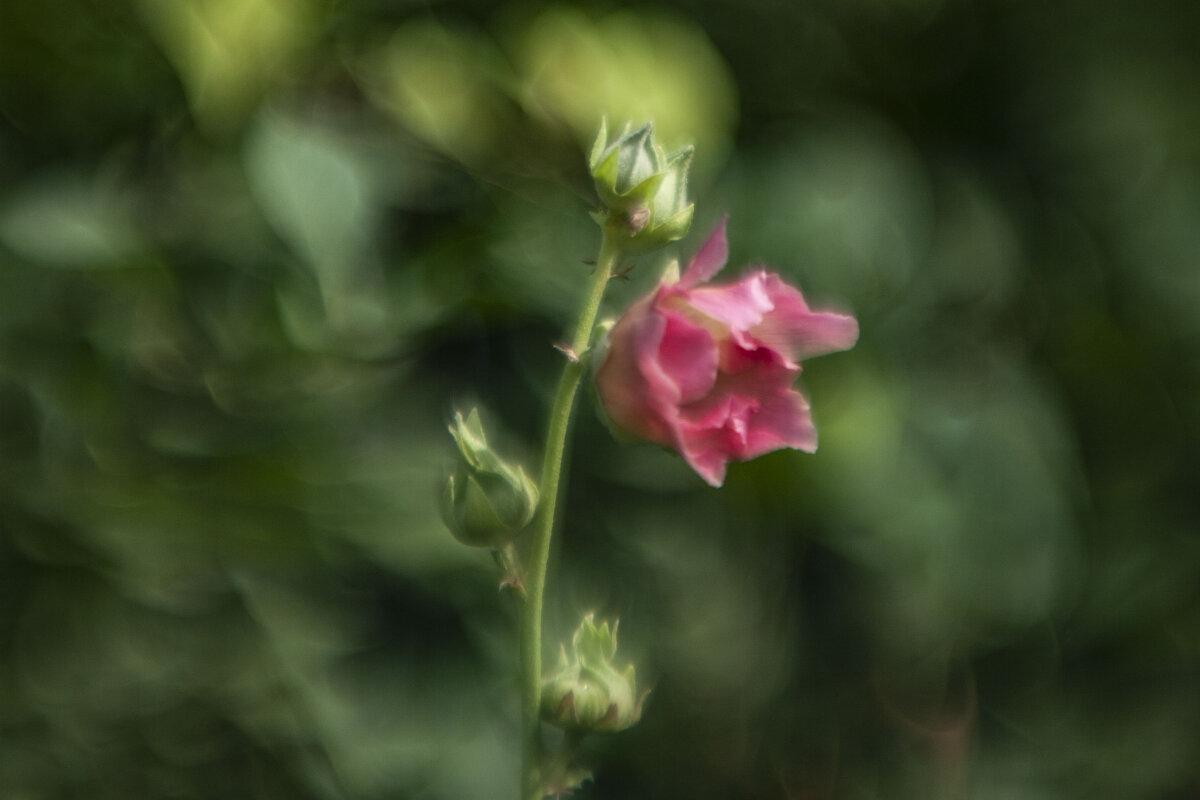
(2, 1, 1199, 799)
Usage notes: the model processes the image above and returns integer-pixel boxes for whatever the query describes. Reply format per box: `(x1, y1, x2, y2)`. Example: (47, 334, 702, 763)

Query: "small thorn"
(499, 574, 526, 595)
(581, 258, 596, 266)
(553, 343, 580, 363)
(493, 545, 525, 597)
(612, 263, 635, 281)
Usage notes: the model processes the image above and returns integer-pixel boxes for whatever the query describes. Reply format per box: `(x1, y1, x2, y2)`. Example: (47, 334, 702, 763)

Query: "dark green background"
(2, 1, 1198, 798)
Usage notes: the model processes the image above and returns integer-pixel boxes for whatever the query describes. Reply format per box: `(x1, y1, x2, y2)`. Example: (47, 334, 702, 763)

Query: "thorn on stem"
(612, 263, 635, 281)
(493, 545, 526, 597)
(553, 343, 580, 363)
(499, 574, 526, 596)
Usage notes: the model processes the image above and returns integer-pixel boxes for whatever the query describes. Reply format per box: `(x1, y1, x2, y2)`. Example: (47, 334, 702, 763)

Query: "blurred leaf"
(0, 172, 144, 267)
(244, 109, 392, 349)
(363, 21, 514, 165)
(138, 0, 316, 131)
(515, 6, 738, 173)
(727, 113, 930, 309)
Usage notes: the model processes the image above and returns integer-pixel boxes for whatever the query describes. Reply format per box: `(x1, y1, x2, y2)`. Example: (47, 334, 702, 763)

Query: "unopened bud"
(589, 119, 694, 252)
(441, 408, 539, 548)
(541, 613, 647, 732)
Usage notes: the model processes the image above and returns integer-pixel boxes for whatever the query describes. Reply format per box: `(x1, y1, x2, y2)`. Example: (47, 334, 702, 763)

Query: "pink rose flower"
(594, 218, 859, 487)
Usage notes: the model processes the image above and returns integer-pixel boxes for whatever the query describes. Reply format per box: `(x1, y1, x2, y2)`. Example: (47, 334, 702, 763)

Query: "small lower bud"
(540, 613, 647, 733)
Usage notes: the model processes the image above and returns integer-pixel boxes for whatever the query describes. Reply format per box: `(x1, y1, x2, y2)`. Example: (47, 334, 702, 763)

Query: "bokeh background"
(2, 1, 1199, 798)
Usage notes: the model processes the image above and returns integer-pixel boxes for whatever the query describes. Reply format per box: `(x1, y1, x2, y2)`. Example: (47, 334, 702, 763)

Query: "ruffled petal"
(753, 273, 860, 362)
(678, 216, 729, 289)
(595, 296, 674, 445)
(682, 272, 774, 334)
(670, 353, 813, 484)
(743, 387, 817, 455)
(718, 335, 795, 376)
(673, 397, 751, 487)
(678, 443, 729, 487)
(656, 309, 718, 404)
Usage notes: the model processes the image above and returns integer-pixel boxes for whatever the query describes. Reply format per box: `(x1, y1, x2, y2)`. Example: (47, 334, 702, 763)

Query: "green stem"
(520, 233, 621, 800)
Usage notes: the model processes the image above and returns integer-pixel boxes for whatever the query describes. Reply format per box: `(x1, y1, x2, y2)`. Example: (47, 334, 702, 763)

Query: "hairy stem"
(520, 233, 621, 800)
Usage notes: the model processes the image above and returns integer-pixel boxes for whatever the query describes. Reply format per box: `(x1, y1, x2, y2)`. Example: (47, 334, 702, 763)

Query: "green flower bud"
(541, 613, 647, 732)
(441, 408, 539, 548)
(589, 119, 694, 252)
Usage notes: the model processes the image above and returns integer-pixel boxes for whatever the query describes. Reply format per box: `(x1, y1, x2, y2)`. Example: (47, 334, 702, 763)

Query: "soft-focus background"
(2, 1, 1198, 798)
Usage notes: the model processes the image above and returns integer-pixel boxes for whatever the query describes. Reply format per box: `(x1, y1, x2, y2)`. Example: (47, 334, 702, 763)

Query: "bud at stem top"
(589, 119, 694, 252)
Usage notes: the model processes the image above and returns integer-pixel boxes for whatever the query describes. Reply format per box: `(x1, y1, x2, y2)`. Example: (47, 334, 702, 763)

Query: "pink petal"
(679, 390, 757, 438)
(671, 358, 815, 485)
(673, 387, 761, 487)
(679, 445, 729, 487)
(674, 406, 745, 487)
(718, 337, 795, 378)
(657, 310, 718, 404)
(681, 272, 774, 334)
(754, 273, 859, 362)
(678, 216, 730, 289)
(743, 388, 817, 455)
(595, 297, 674, 445)
(670, 388, 817, 486)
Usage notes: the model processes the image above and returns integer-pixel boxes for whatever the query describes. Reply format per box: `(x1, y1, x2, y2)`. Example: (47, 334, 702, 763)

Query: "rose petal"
(595, 296, 674, 445)
(674, 397, 751, 487)
(681, 272, 774, 335)
(744, 388, 817, 455)
(678, 216, 729, 289)
(657, 309, 718, 404)
(754, 273, 860, 362)
(718, 334, 795, 376)
(671, 363, 814, 484)
(677, 439, 729, 487)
